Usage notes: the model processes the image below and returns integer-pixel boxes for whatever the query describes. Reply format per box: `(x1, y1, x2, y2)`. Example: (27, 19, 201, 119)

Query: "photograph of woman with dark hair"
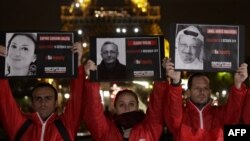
(5, 33, 37, 76)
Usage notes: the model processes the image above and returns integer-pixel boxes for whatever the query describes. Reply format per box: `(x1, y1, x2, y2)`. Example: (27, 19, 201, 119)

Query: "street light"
(116, 28, 121, 33)
(122, 28, 127, 33)
(134, 27, 139, 33)
(77, 29, 83, 35)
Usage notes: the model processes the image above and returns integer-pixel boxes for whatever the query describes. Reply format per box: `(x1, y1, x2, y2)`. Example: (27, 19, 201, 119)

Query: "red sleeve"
(60, 65, 85, 133)
(81, 80, 111, 140)
(163, 83, 183, 134)
(0, 79, 26, 138)
(242, 88, 250, 123)
(142, 81, 167, 140)
(222, 84, 247, 124)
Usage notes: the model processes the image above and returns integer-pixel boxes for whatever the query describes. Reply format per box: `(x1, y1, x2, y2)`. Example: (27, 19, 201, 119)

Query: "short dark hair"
(31, 83, 58, 101)
(114, 89, 139, 108)
(187, 73, 210, 90)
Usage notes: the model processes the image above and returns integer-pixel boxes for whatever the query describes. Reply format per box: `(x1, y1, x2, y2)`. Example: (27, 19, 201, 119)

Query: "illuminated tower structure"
(61, 0, 162, 44)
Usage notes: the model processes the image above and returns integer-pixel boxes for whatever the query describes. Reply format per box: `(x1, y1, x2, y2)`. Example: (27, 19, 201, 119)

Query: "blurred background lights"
(103, 90, 110, 98)
(24, 96, 29, 100)
(215, 92, 219, 97)
(181, 79, 188, 90)
(47, 79, 54, 84)
(122, 28, 127, 33)
(82, 42, 87, 48)
(134, 27, 139, 33)
(221, 90, 227, 97)
(133, 81, 150, 89)
(116, 28, 121, 33)
(77, 29, 83, 35)
(75, 2, 80, 8)
(64, 93, 70, 99)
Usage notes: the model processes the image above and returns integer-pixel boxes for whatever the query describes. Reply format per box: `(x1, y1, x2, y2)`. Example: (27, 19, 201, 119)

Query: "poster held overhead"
(170, 23, 245, 72)
(90, 35, 165, 82)
(0, 32, 77, 78)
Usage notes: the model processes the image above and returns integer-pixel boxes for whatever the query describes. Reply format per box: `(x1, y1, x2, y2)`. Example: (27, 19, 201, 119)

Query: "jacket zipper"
(198, 110, 203, 129)
(36, 112, 54, 141)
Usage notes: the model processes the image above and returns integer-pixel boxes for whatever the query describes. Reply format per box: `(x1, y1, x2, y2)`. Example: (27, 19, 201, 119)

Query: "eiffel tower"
(61, 0, 162, 41)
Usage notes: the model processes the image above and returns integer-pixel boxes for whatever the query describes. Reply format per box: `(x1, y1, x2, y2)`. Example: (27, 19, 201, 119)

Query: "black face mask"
(113, 110, 145, 130)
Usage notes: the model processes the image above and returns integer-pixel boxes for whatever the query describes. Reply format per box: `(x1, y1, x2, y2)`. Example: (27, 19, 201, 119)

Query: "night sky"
(0, 0, 250, 58)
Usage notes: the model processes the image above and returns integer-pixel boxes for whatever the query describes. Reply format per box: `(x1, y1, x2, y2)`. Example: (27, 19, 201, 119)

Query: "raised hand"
(0, 45, 6, 57)
(163, 58, 181, 84)
(72, 42, 83, 67)
(234, 63, 248, 89)
(84, 60, 97, 77)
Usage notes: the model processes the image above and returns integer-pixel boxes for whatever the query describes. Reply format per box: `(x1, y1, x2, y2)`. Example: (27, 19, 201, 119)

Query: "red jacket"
(164, 84, 246, 141)
(242, 87, 250, 123)
(0, 66, 85, 141)
(82, 81, 167, 141)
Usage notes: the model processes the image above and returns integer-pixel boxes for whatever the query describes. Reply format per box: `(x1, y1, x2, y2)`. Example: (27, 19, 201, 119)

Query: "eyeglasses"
(101, 51, 117, 55)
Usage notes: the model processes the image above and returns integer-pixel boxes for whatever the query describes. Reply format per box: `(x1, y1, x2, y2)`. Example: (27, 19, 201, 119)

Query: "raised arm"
(60, 42, 85, 133)
(163, 58, 183, 134)
(234, 63, 248, 89)
(242, 82, 250, 124)
(0, 45, 26, 138)
(142, 80, 167, 140)
(81, 60, 113, 140)
(223, 63, 248, 124)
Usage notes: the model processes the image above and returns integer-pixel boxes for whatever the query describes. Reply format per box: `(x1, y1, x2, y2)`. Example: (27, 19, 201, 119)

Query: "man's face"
(32, 87, 57, 120)
(177, 34, 202, 64)
(101, 44, 118, 64)
(115, 94, 138, 115)
(188, 76, 211, 105)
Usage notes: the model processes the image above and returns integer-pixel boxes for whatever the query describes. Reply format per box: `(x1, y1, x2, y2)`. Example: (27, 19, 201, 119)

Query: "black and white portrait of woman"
(5, 33, 37, 76)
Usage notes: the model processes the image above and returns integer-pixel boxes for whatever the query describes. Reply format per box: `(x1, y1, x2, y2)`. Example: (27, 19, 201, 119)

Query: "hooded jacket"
(241, 87, 250, 123)
(82, 81, 169, 141)
(164, 84, 246, 141)
(0, 66, 85, 141)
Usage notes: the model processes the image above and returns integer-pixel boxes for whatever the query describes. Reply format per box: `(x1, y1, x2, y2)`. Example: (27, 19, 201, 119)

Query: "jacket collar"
(29, 112, 58, 125)
(186, 99, 212, 112)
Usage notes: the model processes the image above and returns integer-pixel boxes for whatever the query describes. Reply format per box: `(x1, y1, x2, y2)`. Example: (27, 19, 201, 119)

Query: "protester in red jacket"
(81, 60, 170, 141)
(0, 42, 85, 141)
(164, 59, 248, 141)
(242, 79, 250, 124)
(241, 61, 250, 124)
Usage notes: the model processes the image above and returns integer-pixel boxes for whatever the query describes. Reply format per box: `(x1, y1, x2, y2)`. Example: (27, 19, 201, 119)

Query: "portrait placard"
(170, 23, 245, 72)
(90, 36, 165, 81)
(0, 32, 77, 78)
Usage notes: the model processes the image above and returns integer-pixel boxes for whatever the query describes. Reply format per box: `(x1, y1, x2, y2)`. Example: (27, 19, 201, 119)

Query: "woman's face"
(6, 35, 36, 69)
(115, 94, 138, 115)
